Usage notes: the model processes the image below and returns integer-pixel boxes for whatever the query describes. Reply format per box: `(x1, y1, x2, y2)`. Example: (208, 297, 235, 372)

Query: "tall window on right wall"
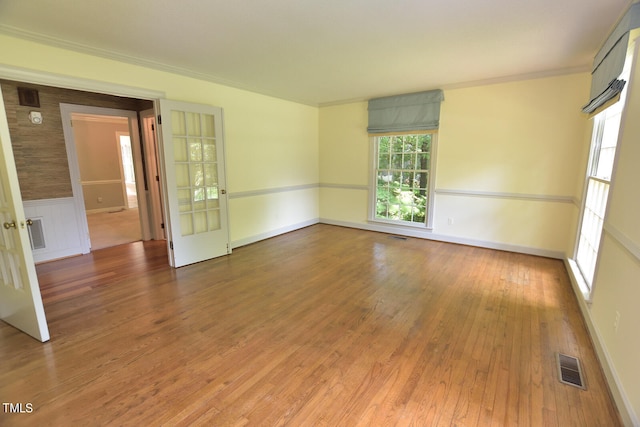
(575, 100, 623, 291)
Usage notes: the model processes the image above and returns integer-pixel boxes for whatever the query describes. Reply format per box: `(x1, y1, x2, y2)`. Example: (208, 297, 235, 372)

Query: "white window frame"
(573, 98, 624, 297)
(368, 132, 438, 229)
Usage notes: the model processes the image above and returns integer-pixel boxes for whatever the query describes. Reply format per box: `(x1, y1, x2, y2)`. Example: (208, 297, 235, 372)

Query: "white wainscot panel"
(23, 198, 84, 263)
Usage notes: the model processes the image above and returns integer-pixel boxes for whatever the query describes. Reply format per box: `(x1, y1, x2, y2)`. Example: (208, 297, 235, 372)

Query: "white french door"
(157, 100, 230, 267)
(0, 91, 50, 342)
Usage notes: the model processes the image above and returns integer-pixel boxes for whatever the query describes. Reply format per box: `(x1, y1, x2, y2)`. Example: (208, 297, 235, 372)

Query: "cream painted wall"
(437, 75, 589, 195)
(586, 42, 640, 424)
(319, 102, 370, 224)
(230, 188, 319, 246)
(319, 73, 591, 256)
(319, 102, 369, 186)
(436, 74, 590, 255)
(0, 34, 319, 245)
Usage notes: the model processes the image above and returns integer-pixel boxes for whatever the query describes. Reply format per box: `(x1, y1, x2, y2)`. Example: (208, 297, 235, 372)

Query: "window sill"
(368, 218, 432, 231)
(566, 258, 593, 303)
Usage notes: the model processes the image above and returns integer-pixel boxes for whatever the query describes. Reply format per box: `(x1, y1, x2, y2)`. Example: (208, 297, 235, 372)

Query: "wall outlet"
(614, 311, 620, 332)
(448, 217, 454, 225)
(97, 197, 103, 203)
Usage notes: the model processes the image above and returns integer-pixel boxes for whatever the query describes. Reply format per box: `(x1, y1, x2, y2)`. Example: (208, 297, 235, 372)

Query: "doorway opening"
(58, 103, 165, 258)
(70, 113, 143, 250)
(71, 113, 145, 251)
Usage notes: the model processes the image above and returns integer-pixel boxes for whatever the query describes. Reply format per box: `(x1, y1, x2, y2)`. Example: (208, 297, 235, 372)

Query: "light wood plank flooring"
(85, 208, 142, 251)
(0, 224, 621, 426)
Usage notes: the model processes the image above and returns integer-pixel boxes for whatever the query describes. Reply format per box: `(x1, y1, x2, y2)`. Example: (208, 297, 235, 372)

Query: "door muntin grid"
(171, 110, 221, 237)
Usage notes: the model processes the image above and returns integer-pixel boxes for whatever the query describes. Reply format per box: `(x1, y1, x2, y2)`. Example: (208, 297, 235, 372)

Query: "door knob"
(3, 221, 16, 230)
(26, 219, 33, 226)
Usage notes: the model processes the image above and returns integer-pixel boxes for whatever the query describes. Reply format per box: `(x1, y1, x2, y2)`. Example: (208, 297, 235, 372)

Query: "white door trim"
(0, 64, 165, 100)
(139, 109, 165, 240)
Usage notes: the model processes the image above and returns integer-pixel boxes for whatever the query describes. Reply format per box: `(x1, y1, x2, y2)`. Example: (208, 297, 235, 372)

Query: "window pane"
(378, 171, 392, 186)
(576, 178, 609, 287)
(379, 136, 390, 153)
(171, 111, 186, 136)
(391, 154, 403, 169)
(189, 140, 202, 162)
(203, 141, 217, 162)
(204, 164, 218, 186)
(391, 137, 404, 152)
(178, 189, 192, 212)
(417, 134, 432, 151)
(173, 138, 188, 162)
(378, 151, 390, 169)
(404, 153, 416, 170)
(186, 112, 201, 136)
(201, 114, 216, 137)
(175, 164, 189, 188)
(190, 164, 203, 187)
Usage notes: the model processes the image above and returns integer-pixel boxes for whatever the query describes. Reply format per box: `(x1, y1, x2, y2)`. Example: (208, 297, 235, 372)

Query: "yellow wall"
(438, 76, 589, 194)
(319, 73, 591, 256)
(0, 34, 319, 245)
(319, 102, 370, 223)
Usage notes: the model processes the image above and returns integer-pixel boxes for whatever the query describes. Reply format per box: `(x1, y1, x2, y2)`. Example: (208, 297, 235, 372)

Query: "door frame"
(60, 104, 151, 251)
(0, 64, 231, 269)
(0, 65, 166, 252)
(139, 109, 166, 241)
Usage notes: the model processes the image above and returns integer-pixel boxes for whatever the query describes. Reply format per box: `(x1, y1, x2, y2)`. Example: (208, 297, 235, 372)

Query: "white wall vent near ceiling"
(27, 218, 46, 250)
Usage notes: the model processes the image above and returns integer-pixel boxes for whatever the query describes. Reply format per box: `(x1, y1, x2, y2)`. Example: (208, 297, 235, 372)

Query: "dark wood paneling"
(1, 79, 153, 201)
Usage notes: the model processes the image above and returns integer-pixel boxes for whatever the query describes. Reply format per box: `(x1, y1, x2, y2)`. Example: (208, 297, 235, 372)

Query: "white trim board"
(319, 183, 369, 191)
(319, 218, 565, 259)
(604, 222, 640, 265)
(229, 184, 319, 200)
(0, 64, 165, 100)
(436, 188, 579, 205)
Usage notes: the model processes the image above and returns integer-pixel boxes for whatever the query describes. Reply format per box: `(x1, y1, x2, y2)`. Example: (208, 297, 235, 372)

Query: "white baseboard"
(86, 206, 127, 214)
(319, 218, 565, 259)
(564, 259, 638, 427)
(230, 218, 320, 249)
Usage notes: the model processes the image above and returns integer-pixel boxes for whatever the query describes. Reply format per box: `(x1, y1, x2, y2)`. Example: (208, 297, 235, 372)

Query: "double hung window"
(575, 101, 623, 291)
(371, 133, 435, 227)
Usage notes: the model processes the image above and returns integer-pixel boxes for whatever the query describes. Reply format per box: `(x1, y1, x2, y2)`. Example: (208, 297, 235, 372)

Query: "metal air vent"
(557, 353, 586, 390)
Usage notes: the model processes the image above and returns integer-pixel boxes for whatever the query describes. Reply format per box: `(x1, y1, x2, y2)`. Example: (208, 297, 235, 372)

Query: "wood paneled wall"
(0, 80, 152, 201)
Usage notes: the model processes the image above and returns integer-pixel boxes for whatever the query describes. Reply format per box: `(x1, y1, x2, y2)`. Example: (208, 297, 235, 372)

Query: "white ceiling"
(0, 0, 633, 106)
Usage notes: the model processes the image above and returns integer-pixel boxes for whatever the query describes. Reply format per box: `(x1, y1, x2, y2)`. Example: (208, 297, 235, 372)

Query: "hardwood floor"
(85, 208, 142, 251)
(0, 225, 621, 426)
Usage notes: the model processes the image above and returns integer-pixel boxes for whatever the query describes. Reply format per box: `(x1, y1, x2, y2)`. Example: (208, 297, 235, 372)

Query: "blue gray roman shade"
(582, 3, 640, 114)
(367, 89, 444, 133)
